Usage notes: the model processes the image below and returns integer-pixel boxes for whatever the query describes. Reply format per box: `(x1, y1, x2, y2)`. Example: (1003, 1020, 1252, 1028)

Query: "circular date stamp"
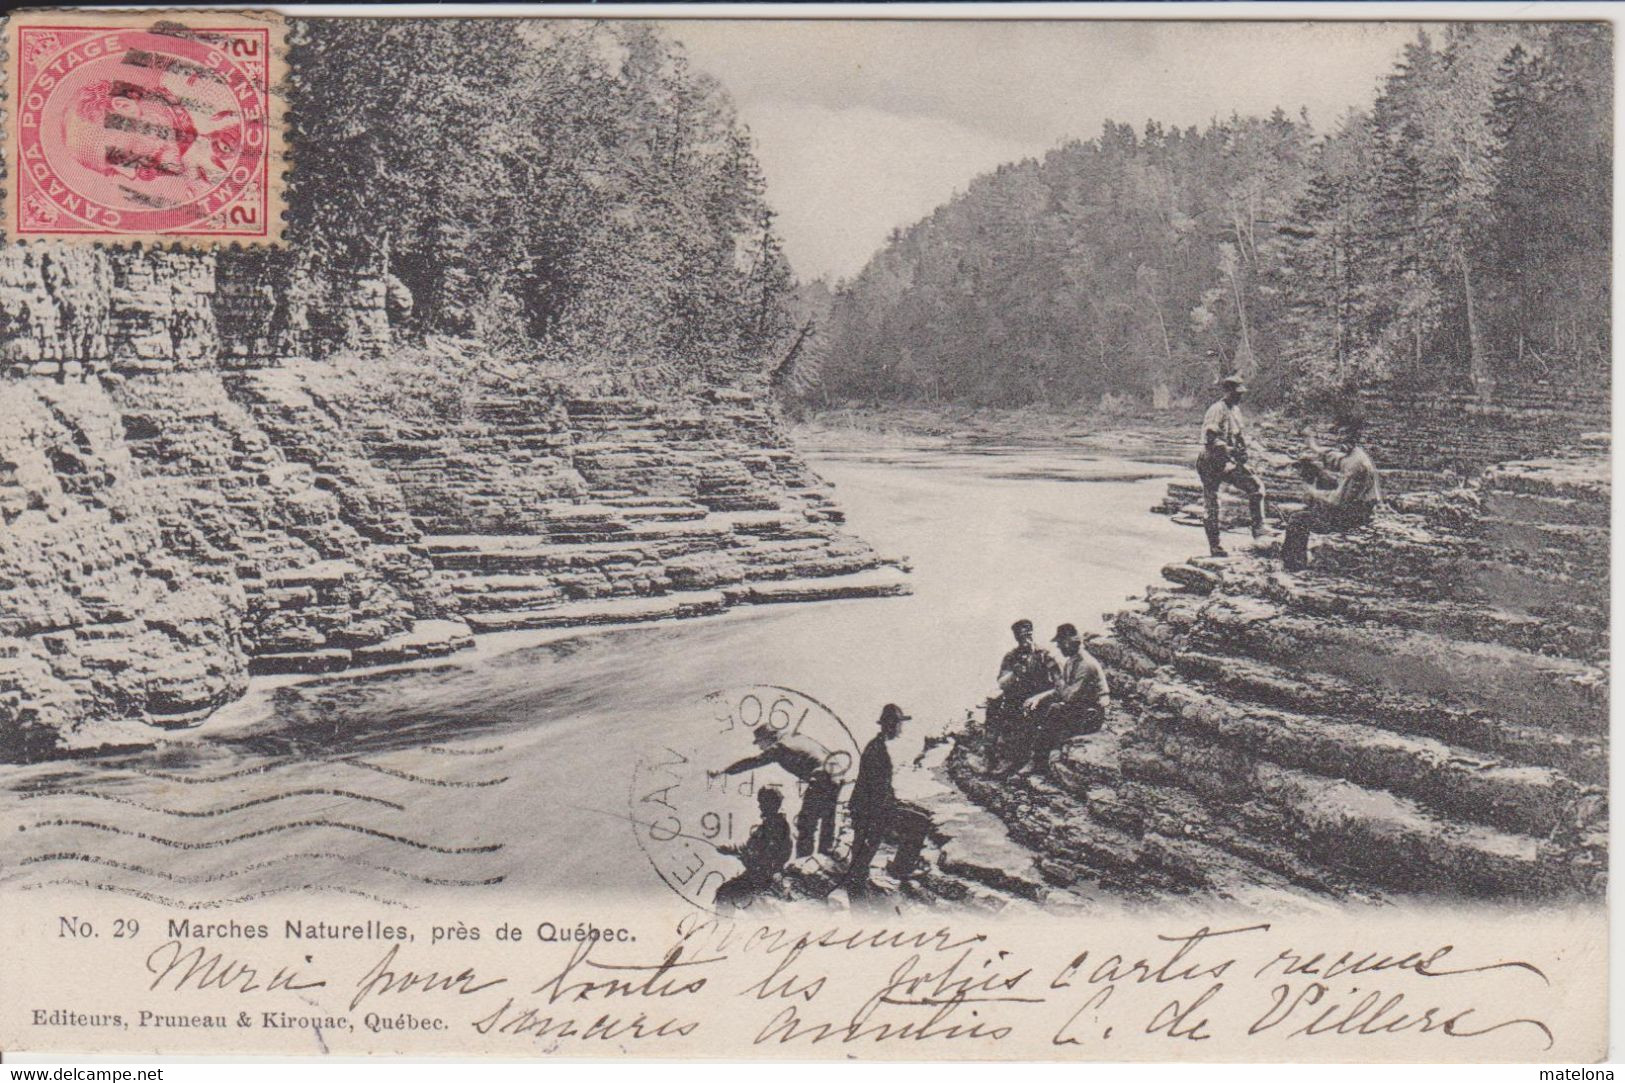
(4, 12, 284, 243)
(628, 685, 859, 912)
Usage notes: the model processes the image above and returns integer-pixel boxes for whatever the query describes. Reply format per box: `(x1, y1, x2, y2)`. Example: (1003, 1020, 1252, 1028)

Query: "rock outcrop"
(0, 381, 246, 755)
(0, 247, 903, 759)
(951, 441, 1608, 903)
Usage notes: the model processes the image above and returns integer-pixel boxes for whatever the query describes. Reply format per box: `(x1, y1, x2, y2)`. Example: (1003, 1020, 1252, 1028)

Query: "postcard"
(0, 7, 1609, 1061)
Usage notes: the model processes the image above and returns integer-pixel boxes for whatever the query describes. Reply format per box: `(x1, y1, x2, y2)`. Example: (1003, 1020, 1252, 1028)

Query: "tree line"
(292, 19, 795, 390)
(799, 24, 1610, 409)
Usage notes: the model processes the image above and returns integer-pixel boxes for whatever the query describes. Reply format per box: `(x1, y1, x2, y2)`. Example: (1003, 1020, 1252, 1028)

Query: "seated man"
(713, 787, 793, 909)
(711, 726, 843, 858)
(986, 618, 1058, 774)
(1022, 623, 1110, 773)
(1283, 412, 1383, 572)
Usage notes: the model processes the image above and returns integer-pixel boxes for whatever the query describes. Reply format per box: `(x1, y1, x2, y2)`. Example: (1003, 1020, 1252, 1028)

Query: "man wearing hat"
(710, 725, 844, 859)
(713, 786, 793, 909)
(1283, 409, 1383, 571)
(843, 703, 929, 891)
(1196, 374, 1267, 557)
(1021, 623, 1110, 772)
(986, 618, 1059, 774)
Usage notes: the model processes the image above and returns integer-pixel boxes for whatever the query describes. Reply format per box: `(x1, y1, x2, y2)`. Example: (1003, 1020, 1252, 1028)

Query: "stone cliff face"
(0, 248, 902, 758)
(0, 381, 245, 756)
(951, 441, 1608, 903)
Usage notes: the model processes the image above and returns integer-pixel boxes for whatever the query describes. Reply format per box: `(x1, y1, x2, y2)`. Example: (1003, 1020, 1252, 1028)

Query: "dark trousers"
(987, 698, 1029, 767)
(844, 803, 931, 888)
(1030, 701, 1102, 768)
(1282, 502, 1373, 570)
(795, 774, 839, 858)
(1198, 457, 1265, 550)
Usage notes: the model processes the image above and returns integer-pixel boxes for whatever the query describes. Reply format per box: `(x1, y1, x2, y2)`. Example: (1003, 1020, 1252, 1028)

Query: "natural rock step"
(1136, 679, 1589, 837)
(263, 559, 356, 589)
(1481, 455, 1610, 502)
(351, 619, 475, 665)
(462, 591, 729, 632)
(1479, 516, 1609, 564)
(1042, 741, 1379, 899)
(730, 552, 885, 582)
(1307, 528, 1603, 612)
(721, 567, 911, 605)
(440, 574, 569, 611)
(1133, 831, 1354, 913)
(953, 766, 1179, 897)
(1172, 650, 1607, 786)
(249, 648, 353, 675)
(1192, 597, 1607, 731)
(1247, 762, 1575, 897)
(1481, 489, 1608, 528)
(711, 510, 806, 535)
(1214, 563, 1607, 662)
(425, 526, 730, 568)
(903, 747, 1053, 902)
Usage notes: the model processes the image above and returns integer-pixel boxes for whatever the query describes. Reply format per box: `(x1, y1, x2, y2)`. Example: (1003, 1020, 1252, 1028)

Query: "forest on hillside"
(291, 19, 797, 389)
(796, 24, 1611, 408)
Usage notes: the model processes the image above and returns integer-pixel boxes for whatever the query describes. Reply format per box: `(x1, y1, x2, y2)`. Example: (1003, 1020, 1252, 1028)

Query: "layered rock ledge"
(949, 443, 1608, 903)
(0, 250, 906, 759)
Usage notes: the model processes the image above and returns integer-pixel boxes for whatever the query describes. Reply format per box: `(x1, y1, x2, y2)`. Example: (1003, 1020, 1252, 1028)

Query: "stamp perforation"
(0, 8, 287, 247)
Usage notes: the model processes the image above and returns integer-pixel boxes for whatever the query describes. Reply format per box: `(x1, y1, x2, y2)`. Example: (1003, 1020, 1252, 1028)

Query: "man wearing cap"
(711, 726, 844, 858)
(713, 786, 793, 909)
(1196, 374, 1267, 557)
(1022, 623, 1110, 772)
(843, 703, 929, 891)
(987, 618, 1059, 774)
(1283, 411, 1383, 572)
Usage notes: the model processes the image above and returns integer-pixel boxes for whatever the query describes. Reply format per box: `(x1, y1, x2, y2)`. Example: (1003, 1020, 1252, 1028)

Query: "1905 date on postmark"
(3, 10, 285, 245)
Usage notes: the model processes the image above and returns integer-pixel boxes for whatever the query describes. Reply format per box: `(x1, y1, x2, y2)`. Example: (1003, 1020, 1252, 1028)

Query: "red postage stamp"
(3, 10, 286, 244)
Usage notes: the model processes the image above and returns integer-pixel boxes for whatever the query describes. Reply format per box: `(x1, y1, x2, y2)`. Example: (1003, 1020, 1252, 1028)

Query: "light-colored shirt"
(1201, 400, 1248, 455)
(1054, 650, 1110, 711)
(720, 733, 834, 782)
(1314, 446, 1383, 508)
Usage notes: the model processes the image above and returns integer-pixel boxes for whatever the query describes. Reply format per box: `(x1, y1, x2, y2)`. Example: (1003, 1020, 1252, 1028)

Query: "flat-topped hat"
(1011, 618, 1034, 634)
(1219, 374, 1248, 392)
(1051, 622, 1079, 642)
(879, 703, 911, 725)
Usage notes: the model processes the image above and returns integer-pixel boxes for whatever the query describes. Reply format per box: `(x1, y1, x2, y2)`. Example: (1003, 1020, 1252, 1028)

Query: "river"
(0, 439, 1196, 910)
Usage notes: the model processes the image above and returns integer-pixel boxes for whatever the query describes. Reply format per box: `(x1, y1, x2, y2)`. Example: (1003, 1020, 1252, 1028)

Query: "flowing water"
(0, 439, 1198, 910)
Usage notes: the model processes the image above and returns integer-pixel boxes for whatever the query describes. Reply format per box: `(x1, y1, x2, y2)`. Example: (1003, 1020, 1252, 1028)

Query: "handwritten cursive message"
(7, 907, 1593, 1059)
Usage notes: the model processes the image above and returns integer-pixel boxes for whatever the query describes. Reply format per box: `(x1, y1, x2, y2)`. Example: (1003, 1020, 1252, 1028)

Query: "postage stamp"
(2, 10, 285, 245)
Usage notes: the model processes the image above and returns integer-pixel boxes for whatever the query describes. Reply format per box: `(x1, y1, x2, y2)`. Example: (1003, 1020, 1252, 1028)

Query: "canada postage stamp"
(0, 6, 1611, 1066)
(2, 10, 285, 244)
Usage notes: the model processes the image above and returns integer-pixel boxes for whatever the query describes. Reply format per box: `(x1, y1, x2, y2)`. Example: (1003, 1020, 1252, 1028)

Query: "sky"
(670, 20, 1428, 282)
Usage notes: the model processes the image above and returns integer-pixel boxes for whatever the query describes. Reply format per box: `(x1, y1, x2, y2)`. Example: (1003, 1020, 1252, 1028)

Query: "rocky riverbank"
(0, 250, 905, 760)
(947, 439, 1609, 904)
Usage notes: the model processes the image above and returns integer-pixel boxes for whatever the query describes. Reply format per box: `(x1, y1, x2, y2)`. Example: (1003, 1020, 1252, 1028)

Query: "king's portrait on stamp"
(0, 4, 1611, 1066)
(4, 10, 284, 243)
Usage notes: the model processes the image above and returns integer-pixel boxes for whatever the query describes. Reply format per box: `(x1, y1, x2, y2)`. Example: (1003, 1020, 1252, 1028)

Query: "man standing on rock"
(987, 618, 1058, 775)
(711, 726, 843, 858)
(1283, 410, 1383, 572)
(842, 703, 929, 892)
(1197, 374, 1267, 556)
(1022, 623, 1109, 773)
